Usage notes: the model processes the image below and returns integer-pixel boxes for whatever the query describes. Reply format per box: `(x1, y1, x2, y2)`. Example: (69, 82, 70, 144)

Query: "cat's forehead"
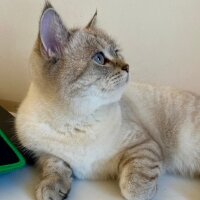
(69, 28, 117, 52)
(85, 28, 116, 46)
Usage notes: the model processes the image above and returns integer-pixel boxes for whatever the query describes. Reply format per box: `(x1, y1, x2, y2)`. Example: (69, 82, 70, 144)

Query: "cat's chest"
(46, 109, 123, 179)
(65, 137, 118, 179)
(53, 127, 121, 179)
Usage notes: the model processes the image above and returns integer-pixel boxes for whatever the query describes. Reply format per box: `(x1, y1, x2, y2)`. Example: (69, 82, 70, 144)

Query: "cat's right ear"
(86, 10, 97, 29)
(39, 2, 69, 60)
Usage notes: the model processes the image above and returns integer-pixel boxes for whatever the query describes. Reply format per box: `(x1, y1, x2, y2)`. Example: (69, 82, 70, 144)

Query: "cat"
(16, 2, 200, 200)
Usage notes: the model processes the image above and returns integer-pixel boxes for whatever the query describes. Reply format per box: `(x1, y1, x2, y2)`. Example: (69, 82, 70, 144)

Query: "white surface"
(0, 0, 200, 102)
(1, 166, 200, 200)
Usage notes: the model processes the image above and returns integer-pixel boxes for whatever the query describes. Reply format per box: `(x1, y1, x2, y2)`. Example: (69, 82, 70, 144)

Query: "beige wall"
(0, 0, 200, 102)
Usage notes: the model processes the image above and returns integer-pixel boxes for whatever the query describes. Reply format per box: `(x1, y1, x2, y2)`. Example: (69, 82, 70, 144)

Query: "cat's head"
(32, 2, 129, 114)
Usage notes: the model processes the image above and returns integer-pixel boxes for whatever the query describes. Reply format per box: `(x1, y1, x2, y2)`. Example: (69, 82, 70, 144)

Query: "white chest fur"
(17, 100, 123, 179)
(61, 130, 121, 179)
(57, 105, 122, 179)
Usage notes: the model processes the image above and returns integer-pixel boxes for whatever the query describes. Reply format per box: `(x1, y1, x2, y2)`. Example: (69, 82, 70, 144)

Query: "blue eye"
(114, 49, 119, 56)
(92, 52, 105, 65)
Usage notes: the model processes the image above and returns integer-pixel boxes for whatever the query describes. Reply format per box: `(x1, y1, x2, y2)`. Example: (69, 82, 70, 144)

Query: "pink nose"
(121, 64, 129, 73)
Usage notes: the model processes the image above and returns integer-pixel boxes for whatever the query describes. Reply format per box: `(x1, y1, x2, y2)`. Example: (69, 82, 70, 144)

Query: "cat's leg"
(35, 154, 72, 200)
(118, 139, 163, 200)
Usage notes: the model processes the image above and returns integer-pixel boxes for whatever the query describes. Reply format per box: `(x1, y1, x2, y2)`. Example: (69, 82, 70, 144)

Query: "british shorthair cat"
(16, 2, 200, 200)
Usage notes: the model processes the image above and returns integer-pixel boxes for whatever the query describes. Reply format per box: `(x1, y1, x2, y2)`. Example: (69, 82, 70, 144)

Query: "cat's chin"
(107, 84, 128, 104)
(114, 75, 129, 91)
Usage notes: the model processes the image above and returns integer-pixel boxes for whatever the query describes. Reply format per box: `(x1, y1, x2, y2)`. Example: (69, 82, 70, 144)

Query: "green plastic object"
(0, 129, 26, 173)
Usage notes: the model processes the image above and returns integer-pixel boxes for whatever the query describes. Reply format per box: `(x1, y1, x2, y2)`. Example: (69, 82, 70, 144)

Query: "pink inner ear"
(40, 9, 63, 57)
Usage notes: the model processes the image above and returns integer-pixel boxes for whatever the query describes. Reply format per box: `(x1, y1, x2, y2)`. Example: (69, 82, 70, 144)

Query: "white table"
(1, 166, 200, 200)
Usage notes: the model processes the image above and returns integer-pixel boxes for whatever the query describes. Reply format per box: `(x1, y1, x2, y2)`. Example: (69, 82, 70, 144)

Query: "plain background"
(0, 0, 200, 102)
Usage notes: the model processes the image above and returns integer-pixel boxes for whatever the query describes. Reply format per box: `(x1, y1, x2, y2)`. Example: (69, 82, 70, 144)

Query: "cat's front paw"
(35, 175, 71, 200)
(120, 179, 157, 200)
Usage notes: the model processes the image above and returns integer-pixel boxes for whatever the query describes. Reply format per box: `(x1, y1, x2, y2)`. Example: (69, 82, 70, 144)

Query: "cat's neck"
(29, 82, 121, 126)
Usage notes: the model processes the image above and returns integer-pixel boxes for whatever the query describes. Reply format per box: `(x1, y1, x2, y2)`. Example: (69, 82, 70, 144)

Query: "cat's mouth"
(117, 74, 129, 87)
(104, 72, 129, 92)
(114, 71, 129, 84)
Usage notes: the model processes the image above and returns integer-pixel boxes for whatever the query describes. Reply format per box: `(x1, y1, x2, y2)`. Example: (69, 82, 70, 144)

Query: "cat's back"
(123, 81, 200, 120)
(123, 81, 200, 136)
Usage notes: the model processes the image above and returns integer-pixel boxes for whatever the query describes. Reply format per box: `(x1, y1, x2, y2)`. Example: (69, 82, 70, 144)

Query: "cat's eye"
(115, 49, 119, 53)
(114, 49, 119, 56)
(92, 52, 105, 65)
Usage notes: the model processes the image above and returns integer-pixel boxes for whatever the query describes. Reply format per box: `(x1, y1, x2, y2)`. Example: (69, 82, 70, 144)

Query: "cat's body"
(16, 2, 200, 200)
(17, 81, 200, 195)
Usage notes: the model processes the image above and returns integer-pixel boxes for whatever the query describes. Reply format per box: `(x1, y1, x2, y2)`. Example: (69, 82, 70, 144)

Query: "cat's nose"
(121, 64, 129, 73)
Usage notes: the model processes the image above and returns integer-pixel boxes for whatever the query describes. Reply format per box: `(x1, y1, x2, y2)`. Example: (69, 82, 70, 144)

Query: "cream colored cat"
(16, 2, 200, 200)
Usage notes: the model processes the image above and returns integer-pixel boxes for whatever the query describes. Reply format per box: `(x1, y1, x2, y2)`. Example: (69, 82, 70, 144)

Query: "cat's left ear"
(85, 10, 97, 29)
(39, 3, 70, 59)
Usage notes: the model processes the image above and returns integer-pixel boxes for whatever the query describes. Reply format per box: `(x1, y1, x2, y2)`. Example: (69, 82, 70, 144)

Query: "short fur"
(16, 3, 200, 200)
